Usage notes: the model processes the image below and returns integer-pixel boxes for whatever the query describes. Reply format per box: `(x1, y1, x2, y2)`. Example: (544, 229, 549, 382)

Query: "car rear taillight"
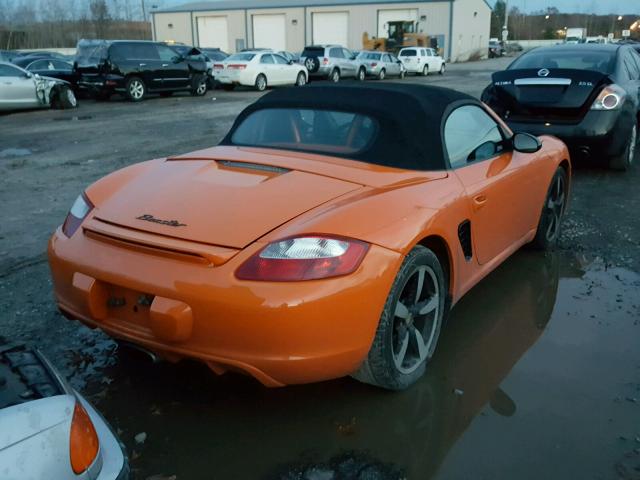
(322, 57, 329, 65)
(236, 236, 369, 281)
(371, 62, 378, 67)
(62, 193, 93, 238)
(213, 63, 225, 69)
(69, 402, 100, 474)
(228, 64, 247, 70)
(591, 84, 626, 110)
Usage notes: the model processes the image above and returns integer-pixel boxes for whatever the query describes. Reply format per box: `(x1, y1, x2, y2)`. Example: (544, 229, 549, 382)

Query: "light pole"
(502, 0, 509, 42)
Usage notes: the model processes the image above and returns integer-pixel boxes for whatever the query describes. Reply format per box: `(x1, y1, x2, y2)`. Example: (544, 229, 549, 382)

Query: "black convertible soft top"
(220, 83, 480, 171)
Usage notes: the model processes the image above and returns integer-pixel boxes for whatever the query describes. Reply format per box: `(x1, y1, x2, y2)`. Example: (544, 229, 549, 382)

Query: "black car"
(488, 40, 504, 58)
(201, 48, 229, 62)
(11, 56, 79, 91)
(481, 44, 640, 170)
(74, 39, 208, 101)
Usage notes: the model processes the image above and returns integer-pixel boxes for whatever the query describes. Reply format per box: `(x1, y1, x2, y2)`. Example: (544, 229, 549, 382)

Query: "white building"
(151, 0, 491, 62)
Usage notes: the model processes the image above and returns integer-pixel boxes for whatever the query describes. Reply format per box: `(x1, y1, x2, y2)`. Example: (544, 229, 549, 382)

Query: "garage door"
(312, 12, 348, 46)
(197, 16, 228, 51)
(377, 9, 419, 38)
(252, 14, 286, 51)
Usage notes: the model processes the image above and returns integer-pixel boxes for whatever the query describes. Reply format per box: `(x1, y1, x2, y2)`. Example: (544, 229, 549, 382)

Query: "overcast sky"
(500, 0, 640, 15)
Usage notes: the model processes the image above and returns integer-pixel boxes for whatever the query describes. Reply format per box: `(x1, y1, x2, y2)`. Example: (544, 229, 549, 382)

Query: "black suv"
(74, 39, 208, 101)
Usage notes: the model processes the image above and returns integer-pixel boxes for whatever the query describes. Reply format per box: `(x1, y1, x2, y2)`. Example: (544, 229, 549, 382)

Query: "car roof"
(13, 56, 64, 67)
(222, 83, 479, 171)
(531, 43, 620, 53)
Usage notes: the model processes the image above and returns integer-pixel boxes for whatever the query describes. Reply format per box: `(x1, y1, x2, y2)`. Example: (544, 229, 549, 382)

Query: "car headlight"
(591, 84, 626, 110)
(62, 193, 93, 237)
(236, 236, 369, 281)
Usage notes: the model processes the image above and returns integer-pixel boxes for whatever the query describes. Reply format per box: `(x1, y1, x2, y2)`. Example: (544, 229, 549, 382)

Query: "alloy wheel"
(130, 80, 144, 100)
(545, 173, 566, 241)
(358, 68, 365, 81)
(256, 75, 266, 91)
(392, 265, 440, 374)
(331, 70, 340, 82)
(628, 125, 637, 165)
(296, 72, 306, 86)
(67, 89, 77, 107)
(196, 81, 207, 95)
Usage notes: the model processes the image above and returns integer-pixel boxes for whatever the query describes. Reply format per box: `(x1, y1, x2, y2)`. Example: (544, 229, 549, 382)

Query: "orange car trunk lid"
(93, 158, 362, 249)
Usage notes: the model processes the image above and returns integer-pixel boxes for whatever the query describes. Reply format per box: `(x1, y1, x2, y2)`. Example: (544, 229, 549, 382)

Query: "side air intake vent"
(458, 220, 472, 261)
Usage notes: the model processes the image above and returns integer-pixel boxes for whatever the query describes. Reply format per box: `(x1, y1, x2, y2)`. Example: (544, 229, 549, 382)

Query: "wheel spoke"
(414, 327, 428, 361)
(415, 266, 425, 302)
(394, 331, 409, 368)
(395, 301, 410, 319)
(418, 295, 438, 315)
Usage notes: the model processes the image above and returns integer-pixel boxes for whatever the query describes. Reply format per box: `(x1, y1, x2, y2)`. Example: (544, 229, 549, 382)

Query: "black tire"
(330, 68, 340, 83)
(255, 74, 267, 92)
(377, 68, 386, 80)
(422, 65, 429, 76)
(295, 71, 306, 86)
(609, 123, 637, 171)
(399, 70, 406, 79)
(357, 67, 366, 81)
(190, 74, 207, 96)
(530, 167, 568, 250)
(51, 85, 77, 110)
(439, 63, 446, 75)
(304, 56, 320, 73)
(222, 84, 235, 91)
(159, 91, 173, 97)
(352, 246, 447, 390)
(125, 76, 146, 102)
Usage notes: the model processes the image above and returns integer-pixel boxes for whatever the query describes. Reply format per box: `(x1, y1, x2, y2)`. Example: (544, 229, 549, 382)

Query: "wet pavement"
(66, 251, 639, 479)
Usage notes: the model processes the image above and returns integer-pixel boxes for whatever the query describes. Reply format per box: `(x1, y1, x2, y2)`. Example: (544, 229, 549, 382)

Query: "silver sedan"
(357, 51, 406, 80)
(0, 61, 77, 112)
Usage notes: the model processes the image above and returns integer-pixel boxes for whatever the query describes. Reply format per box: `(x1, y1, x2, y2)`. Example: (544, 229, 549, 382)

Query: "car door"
(156, 44, 190, 90)
(384, 54, 398, 75)
(444, 104, 539, 265)
(621, 49, 640, 110)
(272, 53, 294, 84)
(342, 48, 356, 77)
(127, 43, 163, 90)
(0, 64, 38, 110)
(259, 53, 278, 84)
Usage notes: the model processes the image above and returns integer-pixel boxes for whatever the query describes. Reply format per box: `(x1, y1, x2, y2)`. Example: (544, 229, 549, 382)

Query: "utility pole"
(502, 0, 509, 42)
(141, 0, 146, 21)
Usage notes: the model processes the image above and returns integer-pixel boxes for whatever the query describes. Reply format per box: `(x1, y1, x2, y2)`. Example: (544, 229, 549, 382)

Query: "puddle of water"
(78, 251, 639, 479)
(0, 148, 32, 158)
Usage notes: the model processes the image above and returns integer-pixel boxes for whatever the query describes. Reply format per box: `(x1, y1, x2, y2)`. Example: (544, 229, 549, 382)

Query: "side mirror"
(288, 59, 294, 65)
(512, 132, 542, 153)
(173, 55, 183, 63)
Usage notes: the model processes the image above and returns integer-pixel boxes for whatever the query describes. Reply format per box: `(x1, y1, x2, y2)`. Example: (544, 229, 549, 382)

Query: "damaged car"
(0, 61, 77, 112)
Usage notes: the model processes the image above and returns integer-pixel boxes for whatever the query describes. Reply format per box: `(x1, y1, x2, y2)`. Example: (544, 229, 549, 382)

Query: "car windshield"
(231, 108, 378, 156)
(509, 49, 615, 74)
(75, 41, 108, 65)
(302, 47, 324, 57)
(360, 52, 382, 60)
(400, 49, 417, 56)
(226, 53, 255, 62)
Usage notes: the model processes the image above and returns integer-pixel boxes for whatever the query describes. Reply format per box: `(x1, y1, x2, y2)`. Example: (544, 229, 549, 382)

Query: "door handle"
(473, 194, 488, 211)
(139, 63, 146, 67)
(162, 63, 169, 67)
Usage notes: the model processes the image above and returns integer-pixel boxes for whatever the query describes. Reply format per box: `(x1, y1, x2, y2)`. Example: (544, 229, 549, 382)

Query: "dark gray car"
(299, 45, 367, 82)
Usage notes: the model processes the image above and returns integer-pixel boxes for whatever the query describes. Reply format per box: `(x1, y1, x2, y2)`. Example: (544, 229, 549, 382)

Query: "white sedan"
(0, 61, 77, 111)
(398, 47, 446, 76)
(214, 51, 308, 91)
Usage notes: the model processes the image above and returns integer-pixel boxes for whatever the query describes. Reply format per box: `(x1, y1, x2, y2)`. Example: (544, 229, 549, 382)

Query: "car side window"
(157, 45, 178, 62)
(426, 49, 433, 57)
(0, 64, 23, 77)
(260, 54, 275, 64)
(329, 48, 344, 59)
(129, 43, 159, 60)
(28, 60, 49, 70)
(51, 60, 71, 70)
(623, 52, 640, 80)
(273, 54, 288, 64)
(342, 48, 353, 59)
(420, 49, 426, 57)
(444, 105, 505, 168)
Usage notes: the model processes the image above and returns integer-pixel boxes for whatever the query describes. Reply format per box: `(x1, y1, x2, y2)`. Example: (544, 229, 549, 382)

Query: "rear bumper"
(78, 75, 125, 94)
(48, 226, 401, 386)
(506, 109, 632, 159)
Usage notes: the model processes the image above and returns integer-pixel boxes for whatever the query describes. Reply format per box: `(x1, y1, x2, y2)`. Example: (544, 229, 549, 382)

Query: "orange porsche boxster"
(48, 84, 570, 390)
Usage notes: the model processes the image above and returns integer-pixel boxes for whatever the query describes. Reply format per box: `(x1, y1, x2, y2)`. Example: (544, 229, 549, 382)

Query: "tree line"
(491, 1, 639, 40)
(0, 0, 161, 49)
